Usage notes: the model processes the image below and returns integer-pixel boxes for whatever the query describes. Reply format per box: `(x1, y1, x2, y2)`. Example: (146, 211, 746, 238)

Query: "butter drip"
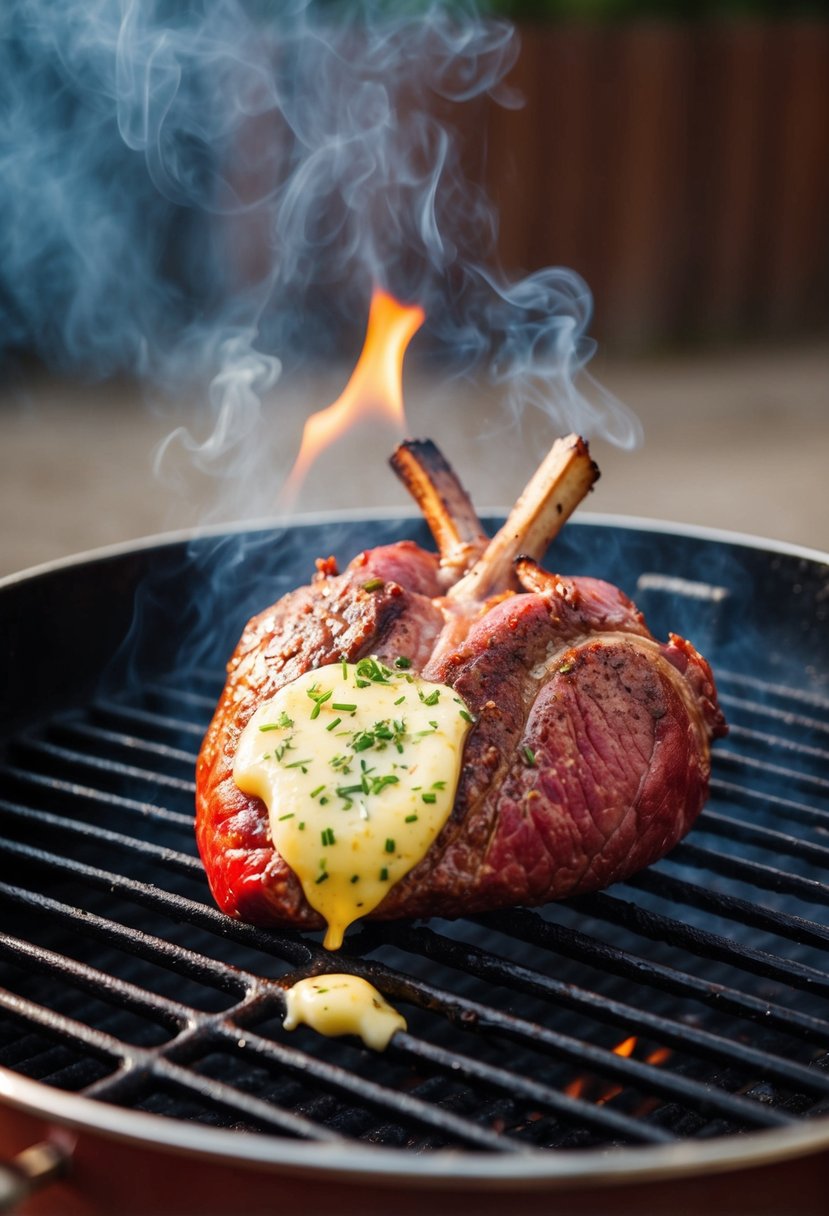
(283, 974, 406, 1051)
(233, 658, 473, 948)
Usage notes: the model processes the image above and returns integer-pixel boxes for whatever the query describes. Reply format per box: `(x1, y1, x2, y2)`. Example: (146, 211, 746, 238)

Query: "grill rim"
(2, 513, 828, 1189)
(1, 508, 827, 593)
(4, 1068, 829, 1191)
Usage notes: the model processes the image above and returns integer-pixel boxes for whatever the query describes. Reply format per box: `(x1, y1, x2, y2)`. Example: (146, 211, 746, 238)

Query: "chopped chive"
(332, 702, 357, 712)
(419, 688, 440, 706)
(421, 792, 437, 804)
(310, 785, 326, 798)
(350, 874, 360, 884)
(394, 695, 406, 706)
(459, 709, 475, 724)
(356, 657, 393, 684)
(307, 688, 333, 719)
(298, 822, 306, 831)
(370, 774, 399, 794)
(285, 759, 313, 770)
(404, 813, 418, 823)
(277, 812, 295, 821)
(384, 838, 395, 853)
(326, 717, 342, 732)
(258, 723, 280, 732)
(431, 781, 446, 790)
(362, 577, 384, 592)
(379, 867, 389, 881)
(394, 656, 412, 669)
(321, 827, 336, 846)
(341, 659, 348, 680)
(523, 745, 537, 767)
(315, 872, 329, 884)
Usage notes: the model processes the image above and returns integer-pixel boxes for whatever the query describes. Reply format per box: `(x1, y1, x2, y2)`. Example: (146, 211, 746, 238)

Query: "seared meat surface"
(196, 438, 726, 934)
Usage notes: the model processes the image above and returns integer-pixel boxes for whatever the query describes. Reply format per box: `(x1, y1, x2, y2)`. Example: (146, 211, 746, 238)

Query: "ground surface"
(1, 340, 826, 579)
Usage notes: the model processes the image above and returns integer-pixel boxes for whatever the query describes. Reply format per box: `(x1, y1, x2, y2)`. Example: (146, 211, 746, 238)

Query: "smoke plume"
(1, 0, 640, 482)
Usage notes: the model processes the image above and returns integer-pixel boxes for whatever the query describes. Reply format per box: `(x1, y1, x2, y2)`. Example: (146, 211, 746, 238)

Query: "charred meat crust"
(196, 539, 726, 932)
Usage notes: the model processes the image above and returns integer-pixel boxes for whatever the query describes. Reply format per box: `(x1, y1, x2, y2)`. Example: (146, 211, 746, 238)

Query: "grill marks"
(0, 670, 828, 1151)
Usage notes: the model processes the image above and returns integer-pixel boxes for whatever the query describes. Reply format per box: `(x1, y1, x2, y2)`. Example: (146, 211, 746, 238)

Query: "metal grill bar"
(0, 830, 799, 1140)
(0, 882, 278, 994)
(0, 936, 526, 1151)
(0, 885, 670, 1147)
(669, 842, 829, 910)
(723, 724, 829, 763)
(710, 778, 829, 833)
(0, 933, 190, 1031)
(142, 684, 217, 712)
(2, 626, 829, 1156)
(0, 767, 193, 827)
(4, 827, 821, 1106)
(386, 1034, 675, 1144)
(572, 886, 829, 998)
(0, 802, 201, 878)
(52, 721, 197, 767)
(474, 908, 829, 1045)
(718, 694, 829, 738)
(0, 874, 780, 1142)
(0, 989, 347, 1143)
(351, 956, 796, 1131)
(717, 670, 829, 712)
(9, 739, 195, 794)
(389, 926, 829, 1100)
(698, 809, 829, 869)
(90, 698, 206, 738)
(623, 869, 829, 954)
(712, 748, 829, 794)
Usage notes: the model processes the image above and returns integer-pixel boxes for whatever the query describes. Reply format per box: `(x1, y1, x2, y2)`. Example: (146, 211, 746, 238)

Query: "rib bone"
(390, 439, 490, 584)
(449, 434, 599, 601)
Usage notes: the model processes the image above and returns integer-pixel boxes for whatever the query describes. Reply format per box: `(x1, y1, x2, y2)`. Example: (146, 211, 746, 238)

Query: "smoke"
(0, 0, 640, 481)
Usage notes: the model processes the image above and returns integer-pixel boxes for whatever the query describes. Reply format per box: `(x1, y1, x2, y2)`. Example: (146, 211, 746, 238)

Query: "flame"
(594, 1035, 637, 1106)
(564, 1036, 672, 1107)
(281, 287, 425, 503)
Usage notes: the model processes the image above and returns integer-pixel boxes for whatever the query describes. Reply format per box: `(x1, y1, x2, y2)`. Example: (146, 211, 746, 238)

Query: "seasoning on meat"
(195, 435, 727, 940)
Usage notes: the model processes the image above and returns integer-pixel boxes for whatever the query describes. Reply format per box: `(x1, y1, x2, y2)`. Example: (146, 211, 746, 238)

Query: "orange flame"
(281, 287, 425, 503)
(564, 1036, 672, 1107)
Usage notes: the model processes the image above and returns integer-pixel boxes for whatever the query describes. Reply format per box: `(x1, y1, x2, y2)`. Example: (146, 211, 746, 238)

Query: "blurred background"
(1, 0, 827, 578)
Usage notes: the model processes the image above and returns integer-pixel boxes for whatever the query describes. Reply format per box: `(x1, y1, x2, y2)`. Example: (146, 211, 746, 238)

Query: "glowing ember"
(281, 287, 425, 503)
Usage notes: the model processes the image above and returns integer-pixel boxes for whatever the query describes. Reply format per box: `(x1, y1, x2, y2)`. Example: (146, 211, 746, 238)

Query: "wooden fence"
(483, 20, 829, 349)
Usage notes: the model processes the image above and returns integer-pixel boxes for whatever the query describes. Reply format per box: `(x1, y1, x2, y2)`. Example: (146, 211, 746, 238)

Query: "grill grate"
(2, 660, 829, 1154)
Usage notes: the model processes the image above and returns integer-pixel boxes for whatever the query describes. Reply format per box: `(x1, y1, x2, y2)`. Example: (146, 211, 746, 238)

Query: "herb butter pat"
(233, 658, 473, 948)
(283, 974, 406, 1051)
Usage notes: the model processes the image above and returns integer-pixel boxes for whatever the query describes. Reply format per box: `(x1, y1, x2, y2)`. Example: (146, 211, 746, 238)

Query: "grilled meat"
(196, 436, 726, 935)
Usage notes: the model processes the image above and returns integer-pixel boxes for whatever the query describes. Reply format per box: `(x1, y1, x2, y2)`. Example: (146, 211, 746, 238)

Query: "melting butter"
(233, 658, 473, 949)
(283, 974, 406, 1051)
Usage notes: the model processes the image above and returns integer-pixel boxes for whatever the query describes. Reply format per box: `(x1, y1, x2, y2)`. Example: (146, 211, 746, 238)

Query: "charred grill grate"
(1, 667, 829, 1152)
(0, 519, 828, 1156)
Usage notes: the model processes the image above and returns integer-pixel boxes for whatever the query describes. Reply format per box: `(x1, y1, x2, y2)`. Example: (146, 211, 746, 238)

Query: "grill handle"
(0, 1142, 69, 1212)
